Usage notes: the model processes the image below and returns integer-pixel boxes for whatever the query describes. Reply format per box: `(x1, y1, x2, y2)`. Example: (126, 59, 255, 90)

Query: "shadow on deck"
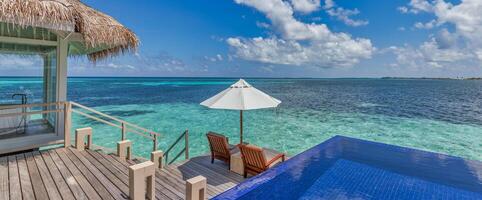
(0, 147, 243, 200)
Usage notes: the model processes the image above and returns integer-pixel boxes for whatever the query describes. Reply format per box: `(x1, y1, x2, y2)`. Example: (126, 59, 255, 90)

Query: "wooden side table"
(230, 151, 244, 175)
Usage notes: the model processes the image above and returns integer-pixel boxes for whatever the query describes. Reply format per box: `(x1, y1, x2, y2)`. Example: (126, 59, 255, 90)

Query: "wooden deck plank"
(101, 152, 183, 200)
(16, 154, 35, 200)
(72, 148, 129, 198)
(81, 149, 130, 189)
(46, 150, 89, 200)
(114, 155, 188, 199)
(0, 156, 9, 200)
(24, 152, 49, 200)
(7, 155, 21, 200)
(68, 149, 129, 200)
(31, 151, 62, 200)
(178, 161, 234, 192)
(183, 161, 237, 190)
(165, 163, 220, 196)
(39, 151, 77, 200)
(59, 148, 116, 200)
(153, 169, 186, 198)
(190, 156, 244, 182)
(52, 149, 102, 200)
(90, 150, 175, 200)
(1, 147, 244, 200)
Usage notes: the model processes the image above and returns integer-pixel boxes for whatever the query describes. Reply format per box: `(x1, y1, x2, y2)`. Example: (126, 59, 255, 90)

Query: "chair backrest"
(239, 144, 267, 171)
(206, 132, 230, 157)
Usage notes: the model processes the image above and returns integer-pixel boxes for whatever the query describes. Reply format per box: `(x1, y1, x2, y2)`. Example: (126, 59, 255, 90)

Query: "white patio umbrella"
(200, 79, 281, 144)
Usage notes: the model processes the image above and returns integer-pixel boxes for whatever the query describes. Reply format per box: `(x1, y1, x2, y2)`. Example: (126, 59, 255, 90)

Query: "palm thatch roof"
(0, 0, 139, 61)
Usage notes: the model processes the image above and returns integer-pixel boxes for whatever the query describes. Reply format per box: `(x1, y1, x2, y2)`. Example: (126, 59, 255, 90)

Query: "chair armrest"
(266, 153, 285, 167)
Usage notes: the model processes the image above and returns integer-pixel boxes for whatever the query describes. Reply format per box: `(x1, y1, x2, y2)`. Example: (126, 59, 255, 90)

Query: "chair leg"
(243, 170, 247, 178)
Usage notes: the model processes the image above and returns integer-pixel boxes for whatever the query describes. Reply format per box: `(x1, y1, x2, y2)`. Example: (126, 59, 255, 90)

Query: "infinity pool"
(213, 136, 482, 200)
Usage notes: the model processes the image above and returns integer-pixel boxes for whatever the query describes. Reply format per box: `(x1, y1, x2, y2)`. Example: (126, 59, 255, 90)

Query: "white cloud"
(322, 0, 368, 27)
(414, 19, 437, 29)
(391, 0, 482, 68)
(255, 21, 270, 28)
(399, 0, 434, 14)
(388, 34, 473, 69)
(290, 0, 320, 13)
(0, 54, 41, 69)
(228, 37, 372, 67)
(326, 7, 369, 27)
(228, 0, 374, 68)
(204, 54, 224, 62)
(323, 0, 335, 9)
(398, 6, 409, 13)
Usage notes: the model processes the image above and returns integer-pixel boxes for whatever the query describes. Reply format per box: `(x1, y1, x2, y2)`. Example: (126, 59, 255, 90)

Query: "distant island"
(381, 77, 482, 80)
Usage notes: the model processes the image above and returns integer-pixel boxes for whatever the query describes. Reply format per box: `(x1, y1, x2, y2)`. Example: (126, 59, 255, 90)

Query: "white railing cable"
(70, 102, 160, 137)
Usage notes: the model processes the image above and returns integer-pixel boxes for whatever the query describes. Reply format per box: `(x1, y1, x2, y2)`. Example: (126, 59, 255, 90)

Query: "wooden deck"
(0, 147, 244, 200)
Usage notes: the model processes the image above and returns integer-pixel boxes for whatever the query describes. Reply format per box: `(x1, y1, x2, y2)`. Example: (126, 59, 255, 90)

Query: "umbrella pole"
(240, 110, 243, 144)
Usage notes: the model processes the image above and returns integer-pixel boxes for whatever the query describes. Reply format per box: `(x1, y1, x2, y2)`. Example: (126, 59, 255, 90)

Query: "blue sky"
(2, 0, 482, 78)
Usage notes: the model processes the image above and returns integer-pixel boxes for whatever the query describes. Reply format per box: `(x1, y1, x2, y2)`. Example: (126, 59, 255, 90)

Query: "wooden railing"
(164, 129, 189, 164)
(69, 101, 161, 151)
(0, 102, 65, 118)
(0, 102, 65, 135)
(1, 101, 191, 165)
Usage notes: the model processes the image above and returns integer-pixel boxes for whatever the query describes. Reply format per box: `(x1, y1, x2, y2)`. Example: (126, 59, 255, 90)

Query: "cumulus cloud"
(68, 52, 188, 76)
(204, 54, 224, 62)
(323, 0, 335, 9)
(414, 19, 437, 29)
(0, 54, 41, 69)
(227, 0, 374, 68)
(391, 0, 482, 68)
(290, 0, 320, 13)
(323, 0, 368, 27)
(398, 0, 433, 14)
(388, 39, 471, 69)
(326, 7, 369, 27)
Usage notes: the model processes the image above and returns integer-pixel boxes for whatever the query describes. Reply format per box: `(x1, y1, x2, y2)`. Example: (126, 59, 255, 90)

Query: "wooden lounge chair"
(206, 132, 238, 168)
(239, 144, 285, 178)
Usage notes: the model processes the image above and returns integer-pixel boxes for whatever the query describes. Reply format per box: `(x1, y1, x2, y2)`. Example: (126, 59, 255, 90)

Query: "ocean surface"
(1, 77, 481, 161)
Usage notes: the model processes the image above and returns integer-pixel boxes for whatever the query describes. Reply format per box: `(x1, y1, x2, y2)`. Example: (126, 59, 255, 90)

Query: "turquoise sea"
(1, 77, 481, 161)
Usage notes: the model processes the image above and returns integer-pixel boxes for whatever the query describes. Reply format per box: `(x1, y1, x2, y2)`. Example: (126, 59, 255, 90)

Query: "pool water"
(301, 159, 478, 199)
(213, 136, 482, 200)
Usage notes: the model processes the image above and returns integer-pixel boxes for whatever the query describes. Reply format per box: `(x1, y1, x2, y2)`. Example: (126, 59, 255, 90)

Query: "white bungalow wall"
(0, 26, 71, 153)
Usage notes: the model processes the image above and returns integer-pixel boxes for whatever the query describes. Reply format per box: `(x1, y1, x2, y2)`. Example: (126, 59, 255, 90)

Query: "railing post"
(117, 140, 132, 160)
(165, 153, 169, 164)
(75, 127, 92, 151)
(151, 150, 164, 169)
(152, 133, 158, 152)
(64, 102, 72, 148)
(121, 122, 126, 141)
(185, 130, 189, 159)
(129, 161, 155, 200)
(186, 176, 207, 200)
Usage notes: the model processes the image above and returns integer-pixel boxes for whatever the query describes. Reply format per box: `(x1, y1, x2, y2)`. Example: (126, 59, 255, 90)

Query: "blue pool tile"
(213, 136, 482, 200)
(299, 159, 481, 200)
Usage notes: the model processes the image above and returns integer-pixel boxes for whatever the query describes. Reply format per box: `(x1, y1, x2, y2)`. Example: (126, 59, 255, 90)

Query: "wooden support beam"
(0, 36, 57, 46)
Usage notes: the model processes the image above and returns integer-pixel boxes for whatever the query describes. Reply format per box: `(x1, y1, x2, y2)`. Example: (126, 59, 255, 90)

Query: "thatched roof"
(0, 0, 139, 61)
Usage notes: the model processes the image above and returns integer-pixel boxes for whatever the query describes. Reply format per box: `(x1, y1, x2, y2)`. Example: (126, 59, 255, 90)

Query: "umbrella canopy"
(200, 79, 281, 110)
(200, 79, 281, 144)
